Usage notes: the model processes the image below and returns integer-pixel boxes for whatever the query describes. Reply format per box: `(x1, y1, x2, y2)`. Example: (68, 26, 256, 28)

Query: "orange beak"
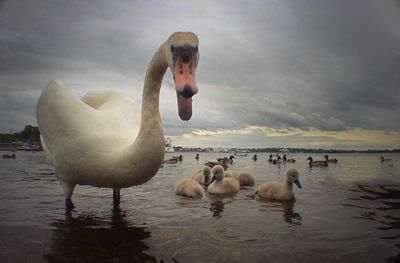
(174, 57, 198, 121)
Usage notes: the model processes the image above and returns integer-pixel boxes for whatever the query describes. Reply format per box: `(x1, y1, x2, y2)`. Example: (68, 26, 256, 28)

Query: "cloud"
(0, 0, 399, 149)
(171, 125, 400, 150)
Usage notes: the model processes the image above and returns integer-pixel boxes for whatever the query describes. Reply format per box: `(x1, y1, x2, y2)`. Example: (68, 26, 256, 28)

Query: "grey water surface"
(0, 151, 399, 262)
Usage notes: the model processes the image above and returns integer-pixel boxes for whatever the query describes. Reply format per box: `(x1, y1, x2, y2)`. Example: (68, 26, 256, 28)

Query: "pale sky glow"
(172, 126, 400, 149)
(1, 0, 399, 150)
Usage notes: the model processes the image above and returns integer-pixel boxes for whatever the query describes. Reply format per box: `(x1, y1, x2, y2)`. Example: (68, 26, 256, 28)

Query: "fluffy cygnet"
(207, 165, 240, 194)
(255, 168, 302, 201)
(225, 170, 255, 186)
(175, 178, 205, 198)
(192, 166, 212, 186)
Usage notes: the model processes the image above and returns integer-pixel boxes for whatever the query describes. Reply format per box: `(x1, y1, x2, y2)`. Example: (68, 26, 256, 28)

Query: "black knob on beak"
(181, 84, 195, 98)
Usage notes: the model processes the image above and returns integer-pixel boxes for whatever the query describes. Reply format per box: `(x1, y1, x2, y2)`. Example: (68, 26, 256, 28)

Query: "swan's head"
(202, 166, 212, 184)
(210, 165, 225, 184)
(286, 168, 302, 189)
(166, 32, 199, 121)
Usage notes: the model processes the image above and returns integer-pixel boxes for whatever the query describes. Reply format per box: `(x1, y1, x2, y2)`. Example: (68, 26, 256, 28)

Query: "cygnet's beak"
(210, 176, 216, 184)
(294, 179, 302, 189)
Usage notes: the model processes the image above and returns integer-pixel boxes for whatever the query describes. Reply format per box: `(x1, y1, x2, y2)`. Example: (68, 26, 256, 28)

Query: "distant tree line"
(0, 125, 40, 143)
(246, 147, 400, 153)
(174, 146, 400, 154)
(1, 126, 399, 153)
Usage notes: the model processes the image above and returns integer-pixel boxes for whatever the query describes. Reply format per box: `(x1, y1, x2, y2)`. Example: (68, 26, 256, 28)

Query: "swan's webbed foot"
(65, 198, 75, 211)
(113, 188, 121, 211)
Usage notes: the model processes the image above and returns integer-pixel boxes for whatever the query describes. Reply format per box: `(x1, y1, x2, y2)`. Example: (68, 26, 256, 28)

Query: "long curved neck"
(284, 176, 293, 190)
(138, 42, 168, 139)
(285, 181, 293, 190)
(119, 43, 168, 185)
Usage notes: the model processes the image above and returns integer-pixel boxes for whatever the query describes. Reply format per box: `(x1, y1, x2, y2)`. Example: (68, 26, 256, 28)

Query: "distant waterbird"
(324, 155, 338, 163)
(2, 153, 16, 159)
(380, 156, 392, 162)
(205, 157, 230, 171)
(307, 156, 328, 168)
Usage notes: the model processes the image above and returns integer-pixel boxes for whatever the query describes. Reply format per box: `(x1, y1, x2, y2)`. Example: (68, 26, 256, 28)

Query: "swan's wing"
(37, 80, 95, 140)
(81, 90, 123, 110)
(36, 80, 140, 164)
(81, 89, 141, 144)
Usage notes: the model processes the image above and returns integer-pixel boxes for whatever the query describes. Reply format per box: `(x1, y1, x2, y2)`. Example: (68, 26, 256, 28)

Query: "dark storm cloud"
(0, 0, 156, 131)
(0, 0, 399, 148)
(195, 0, 400, 132)
(0, 0, 150, 75)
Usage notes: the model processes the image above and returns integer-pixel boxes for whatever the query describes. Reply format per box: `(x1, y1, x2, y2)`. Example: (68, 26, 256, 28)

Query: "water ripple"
(1, 151, 400, 262)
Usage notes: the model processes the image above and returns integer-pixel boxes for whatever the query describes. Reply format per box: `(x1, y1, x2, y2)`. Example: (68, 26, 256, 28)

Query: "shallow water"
(0, 151, 399, 262)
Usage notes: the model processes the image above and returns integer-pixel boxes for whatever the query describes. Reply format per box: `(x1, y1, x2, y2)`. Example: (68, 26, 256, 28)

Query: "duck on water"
(307, 156, 328, 168)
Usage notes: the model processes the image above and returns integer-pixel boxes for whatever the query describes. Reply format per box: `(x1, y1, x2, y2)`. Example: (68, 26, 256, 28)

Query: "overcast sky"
(1, 0, 399, 150)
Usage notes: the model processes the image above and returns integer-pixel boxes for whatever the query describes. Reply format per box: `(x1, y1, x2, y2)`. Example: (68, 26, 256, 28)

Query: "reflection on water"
(282, 202, 302, 225)
(344, 184, 400, 262)
(209, 199, 225, 218)
(257, 199, 302, 225)
(44, 210, 156, 262)
(1, 152, 400, 262)
(208, 195, 235, 219)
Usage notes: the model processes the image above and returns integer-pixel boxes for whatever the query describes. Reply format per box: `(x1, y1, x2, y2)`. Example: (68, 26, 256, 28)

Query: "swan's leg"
(113, 188, 121, 210)
(65, 198, 74, 211)
(59, 180, 76, 211)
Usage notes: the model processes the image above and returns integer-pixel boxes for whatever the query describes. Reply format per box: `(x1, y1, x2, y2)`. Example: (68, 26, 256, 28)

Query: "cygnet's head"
(210, 165, 225, 183)
(202, 166, 212, 184)
(286, 168, 302, 189)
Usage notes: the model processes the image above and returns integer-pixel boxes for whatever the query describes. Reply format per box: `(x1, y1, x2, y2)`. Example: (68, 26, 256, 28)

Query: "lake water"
(0, 151, 399, 262)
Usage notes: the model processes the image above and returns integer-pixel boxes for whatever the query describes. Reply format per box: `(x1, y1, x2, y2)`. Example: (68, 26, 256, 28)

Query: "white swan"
(192, 166, 212, 186)
(207, 165, 240, 194)
(175, 178, 204, 198)
(36, 32, 200, 210)
(255, 168, 302, 201)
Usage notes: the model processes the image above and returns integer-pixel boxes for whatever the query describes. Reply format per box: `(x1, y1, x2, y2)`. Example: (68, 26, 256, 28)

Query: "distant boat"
(17, 142, 43, 152)
(165, 137, 175, 153)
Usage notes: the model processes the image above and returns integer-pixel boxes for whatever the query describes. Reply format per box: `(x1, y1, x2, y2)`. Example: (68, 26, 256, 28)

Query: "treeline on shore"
(1, 125, 399, 154)
(174, 147, 400, 154)
(0, 125, 40, 143)
(247, 148, 400, 154)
